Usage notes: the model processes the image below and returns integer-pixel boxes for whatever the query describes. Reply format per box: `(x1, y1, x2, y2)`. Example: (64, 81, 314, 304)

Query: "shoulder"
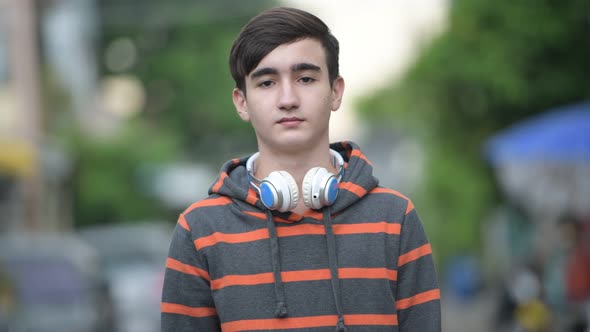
(177, 195, 234, 232)
(365, 186, 415, 215)
(183, 195, 234, 215)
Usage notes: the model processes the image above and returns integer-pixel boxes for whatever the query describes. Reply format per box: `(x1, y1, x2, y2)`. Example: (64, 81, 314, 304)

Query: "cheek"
(246, 96, 270, 112)
(245, 103, 269, 128)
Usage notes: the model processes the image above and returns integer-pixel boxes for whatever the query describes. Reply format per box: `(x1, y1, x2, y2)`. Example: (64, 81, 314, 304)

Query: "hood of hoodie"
(207, 141, 379, 215)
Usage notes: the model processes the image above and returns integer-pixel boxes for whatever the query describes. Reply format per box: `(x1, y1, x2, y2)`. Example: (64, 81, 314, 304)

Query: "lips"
(278, 117, 303, 123)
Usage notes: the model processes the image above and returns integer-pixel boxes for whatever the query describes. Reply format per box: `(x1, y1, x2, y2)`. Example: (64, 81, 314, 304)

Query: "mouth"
(277, 117, 303, 123)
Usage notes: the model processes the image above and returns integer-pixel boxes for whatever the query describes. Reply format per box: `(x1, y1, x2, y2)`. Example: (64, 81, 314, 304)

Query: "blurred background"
(0, 0, 589, 331)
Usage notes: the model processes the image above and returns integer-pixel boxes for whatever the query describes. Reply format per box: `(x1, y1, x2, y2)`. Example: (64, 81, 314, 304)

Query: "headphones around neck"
(246, 150, 345, 212)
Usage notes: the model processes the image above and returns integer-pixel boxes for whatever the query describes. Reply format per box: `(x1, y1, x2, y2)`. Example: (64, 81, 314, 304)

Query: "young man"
(161, 7, 441, 331)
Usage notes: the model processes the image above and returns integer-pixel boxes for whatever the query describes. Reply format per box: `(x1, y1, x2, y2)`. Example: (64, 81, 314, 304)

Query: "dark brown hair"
(229, 7, 340, 92)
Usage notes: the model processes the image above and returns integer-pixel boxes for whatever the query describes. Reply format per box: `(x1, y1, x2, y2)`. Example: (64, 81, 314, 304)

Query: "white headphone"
(246, 150, 345, 212)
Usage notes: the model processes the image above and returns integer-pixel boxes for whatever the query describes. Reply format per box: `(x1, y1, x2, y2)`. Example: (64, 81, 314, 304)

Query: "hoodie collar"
(208, 141, 379, 217)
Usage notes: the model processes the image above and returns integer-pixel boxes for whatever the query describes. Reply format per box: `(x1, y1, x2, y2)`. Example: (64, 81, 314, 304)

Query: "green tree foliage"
(98, 0, 272, 153)
(358, 0, 590, 264)
(68, 121, 182, 226)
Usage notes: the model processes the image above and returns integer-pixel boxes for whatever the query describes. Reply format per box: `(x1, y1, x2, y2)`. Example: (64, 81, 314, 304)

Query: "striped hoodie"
(161, 141, 441, 331)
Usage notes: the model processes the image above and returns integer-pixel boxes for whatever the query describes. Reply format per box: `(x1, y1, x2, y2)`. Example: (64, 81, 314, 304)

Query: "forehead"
(251, 38, 328, 75)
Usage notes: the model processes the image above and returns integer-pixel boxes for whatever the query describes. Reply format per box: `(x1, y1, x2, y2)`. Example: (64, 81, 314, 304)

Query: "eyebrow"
(249, 62, 322, 80)
(291, 62, 321, 73)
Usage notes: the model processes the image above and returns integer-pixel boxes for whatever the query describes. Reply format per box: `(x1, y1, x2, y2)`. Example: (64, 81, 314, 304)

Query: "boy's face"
(232, 38, 344, 153)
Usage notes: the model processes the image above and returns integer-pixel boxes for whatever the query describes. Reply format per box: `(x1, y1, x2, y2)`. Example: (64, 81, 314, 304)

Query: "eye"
(299, 76, 316, 84)
(257, 80, 275, 88)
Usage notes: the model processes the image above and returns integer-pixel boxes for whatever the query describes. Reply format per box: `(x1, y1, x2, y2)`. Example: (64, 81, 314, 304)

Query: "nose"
(277, 82, 299, 110)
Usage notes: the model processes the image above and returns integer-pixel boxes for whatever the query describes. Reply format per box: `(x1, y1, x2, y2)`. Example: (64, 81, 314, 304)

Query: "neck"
(254, 143, 337, 188)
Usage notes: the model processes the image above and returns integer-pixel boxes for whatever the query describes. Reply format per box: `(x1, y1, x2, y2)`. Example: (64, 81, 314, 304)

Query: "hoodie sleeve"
(396, 205, 441, 331)
(161, 221, 221, 331)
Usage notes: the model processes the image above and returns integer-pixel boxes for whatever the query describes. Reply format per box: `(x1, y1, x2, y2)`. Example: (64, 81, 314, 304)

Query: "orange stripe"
(211, 172, 227, 193)
(398, 244, 432, 267)
(246, 187, 259, 205)
(345, 314, 398, 325)
(287, 213, 304, 222)
(370, 188, 415, 215)
(161, 302, 217, 318)
(178, 214, 190, 231)
(351, 149, 373, 166)
(185, 196, 233, 213)
(339, 182, 367, 197)
(166, 258, 210, 280)
(212, 270, 330, 290)
(339, 267, 397, 280)
(195, 222, 403, 250)
(212, 272, 274, 290)
(232, 158, 240, 165)
(222, 315, 336, 331)
(281, 269, 332, 282)
(333, 222, 401, 235)
(194, 229, 269, 250)
(211, 268, 396, 290)
(396, 289, 441, 310)
(221, 314, 397, 331)
(278, 223, 400, 237)
(275, 222, 401, 237)
(370, 187, 408, 198)
(243, 211, 266, 220)
(243, 211, 296, 224)
(405, 200, 415, 215)
(276, 224, 325, 237)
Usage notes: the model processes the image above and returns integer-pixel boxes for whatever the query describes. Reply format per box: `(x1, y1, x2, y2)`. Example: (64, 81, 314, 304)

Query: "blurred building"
(0, 0, 93, 232)
(1, 0, 44, 231)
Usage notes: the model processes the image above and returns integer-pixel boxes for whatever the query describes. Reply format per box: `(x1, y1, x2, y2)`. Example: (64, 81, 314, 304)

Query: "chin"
(258, 130, 327, 153)
(267, 138, 312, 153)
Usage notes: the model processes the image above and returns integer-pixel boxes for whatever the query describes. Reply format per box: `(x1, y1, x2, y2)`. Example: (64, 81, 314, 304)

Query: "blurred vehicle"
(79, 221, 173, 332)
(0, 232, 114, 332)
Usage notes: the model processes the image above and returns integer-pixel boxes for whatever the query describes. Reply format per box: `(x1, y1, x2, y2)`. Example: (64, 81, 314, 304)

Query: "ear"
(232, 88, 250, 121)
(330, 76, 345, 112)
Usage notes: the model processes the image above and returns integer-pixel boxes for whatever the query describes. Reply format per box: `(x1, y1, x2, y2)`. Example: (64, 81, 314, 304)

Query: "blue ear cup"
(301, 149, 344, 210)
(259, 171, 298, 212)
(302, 167, 339, 210)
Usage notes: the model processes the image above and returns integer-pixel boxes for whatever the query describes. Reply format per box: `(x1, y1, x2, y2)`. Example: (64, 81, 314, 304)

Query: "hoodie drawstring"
(266, 210, 288, 318)
(322, 208, 348, 332)
(265, 208, 348, 331)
